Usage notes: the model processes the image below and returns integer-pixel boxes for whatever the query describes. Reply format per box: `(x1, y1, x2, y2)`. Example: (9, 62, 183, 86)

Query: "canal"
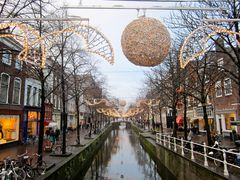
(78, 123, 175, 180)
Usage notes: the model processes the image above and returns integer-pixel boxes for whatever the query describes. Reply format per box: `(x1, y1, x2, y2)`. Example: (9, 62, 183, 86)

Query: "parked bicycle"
(208, 141, 240, 167)
(0, 157, 26, 180)
(52, 144, 73, 154)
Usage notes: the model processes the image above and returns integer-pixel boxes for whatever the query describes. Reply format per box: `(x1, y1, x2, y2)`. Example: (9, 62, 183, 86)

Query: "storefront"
(0, 115, 20, 144)
(23, 107, 41, 143)
(193, 105, 214, 132)
(216, 109, 236, 137)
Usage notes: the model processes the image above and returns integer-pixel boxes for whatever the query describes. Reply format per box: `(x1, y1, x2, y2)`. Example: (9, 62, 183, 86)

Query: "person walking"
(55, 129, 60, 142)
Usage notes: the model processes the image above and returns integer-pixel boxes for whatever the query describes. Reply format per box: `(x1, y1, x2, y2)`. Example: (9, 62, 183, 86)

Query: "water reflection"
(82, 124, 162, 180)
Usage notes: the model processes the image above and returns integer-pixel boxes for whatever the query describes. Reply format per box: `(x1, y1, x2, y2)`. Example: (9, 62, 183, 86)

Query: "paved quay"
(0, 127, 101, 177)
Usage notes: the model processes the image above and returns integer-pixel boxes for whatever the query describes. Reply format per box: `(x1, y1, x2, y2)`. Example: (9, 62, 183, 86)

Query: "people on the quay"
(187, 128, 194, 141)
(55, 128, 60, 142)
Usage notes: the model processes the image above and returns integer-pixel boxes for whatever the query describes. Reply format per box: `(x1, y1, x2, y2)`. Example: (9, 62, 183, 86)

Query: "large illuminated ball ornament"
(119, 100, 126, 107)
(121, 17, 171, 67)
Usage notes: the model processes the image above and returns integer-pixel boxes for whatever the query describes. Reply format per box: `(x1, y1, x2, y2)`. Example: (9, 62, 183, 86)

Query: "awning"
(176, 116, 183, 125)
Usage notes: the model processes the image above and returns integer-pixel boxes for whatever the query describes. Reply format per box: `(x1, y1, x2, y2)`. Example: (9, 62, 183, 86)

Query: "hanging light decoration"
(119, 100, 126, 107)
(121, 16, 171, 67)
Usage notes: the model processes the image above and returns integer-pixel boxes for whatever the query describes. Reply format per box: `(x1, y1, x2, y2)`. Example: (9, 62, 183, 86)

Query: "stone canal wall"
(131, 124, 227, 180)
(40, 123, 115, 180)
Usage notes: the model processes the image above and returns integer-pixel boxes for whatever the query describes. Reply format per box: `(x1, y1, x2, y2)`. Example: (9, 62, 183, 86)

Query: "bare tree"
(145, 49, 181, 137)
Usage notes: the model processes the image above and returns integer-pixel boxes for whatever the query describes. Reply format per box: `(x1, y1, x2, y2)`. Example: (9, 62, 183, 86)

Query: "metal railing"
(156, 133, 240, 177)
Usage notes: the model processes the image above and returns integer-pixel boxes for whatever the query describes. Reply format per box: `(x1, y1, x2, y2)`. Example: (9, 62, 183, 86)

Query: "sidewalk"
(136, 125, 237, 148)
(0, 127, 100, 171)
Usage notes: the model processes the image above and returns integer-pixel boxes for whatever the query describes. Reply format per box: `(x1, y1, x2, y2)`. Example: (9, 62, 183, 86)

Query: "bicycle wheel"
(66, 145, 72, 153)
(53, 145, 62, 154)
(24, 165, 35, 179)
(214, 151, 223, 167)
(13, 167, 26, 180)
(36, 161, 47, 175)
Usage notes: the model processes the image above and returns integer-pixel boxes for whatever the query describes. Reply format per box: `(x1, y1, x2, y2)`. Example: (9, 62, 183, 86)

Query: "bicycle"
(29, 153, 47, 176)
(17, 151, 35, 179)
(1, 157, 26, 180)
(52, 143, 73, 154)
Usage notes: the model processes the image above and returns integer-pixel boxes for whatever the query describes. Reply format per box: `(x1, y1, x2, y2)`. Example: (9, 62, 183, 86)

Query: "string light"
(0, 22, 114, 68)
(179, 25, 240, 68)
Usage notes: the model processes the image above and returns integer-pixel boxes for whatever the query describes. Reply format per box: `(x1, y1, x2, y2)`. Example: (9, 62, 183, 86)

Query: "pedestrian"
(187, 128, 194, 141)
(49, 129, 55, 144)
(45, 129, 50, 139)
(55, 129, 60, 142)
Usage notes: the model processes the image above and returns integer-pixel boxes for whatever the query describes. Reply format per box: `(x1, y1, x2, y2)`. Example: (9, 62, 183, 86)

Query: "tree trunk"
(75, 95, 80, 145)
(159, 106, 163, 133)
(183, 93, 188, 140)
(202, 104, 212, 146)
(172, 107, 178, 137)
(38, 78, 45, 162)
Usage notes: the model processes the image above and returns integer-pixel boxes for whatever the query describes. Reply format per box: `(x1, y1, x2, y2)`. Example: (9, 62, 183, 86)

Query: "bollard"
(156, 133, 159, 144)
(203, 142, 208, 167)
(174, 137, 177, 152)
(168, 135, 171, 149)
(181, 138, 184, 156)
(223, 149, 229, 177)
(191, 141, 195, 160)
(163, 135, 166, 147)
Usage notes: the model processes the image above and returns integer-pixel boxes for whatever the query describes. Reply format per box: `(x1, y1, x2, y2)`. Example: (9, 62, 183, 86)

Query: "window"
(215, 81, 222, 97)
(15, 58, 22, 70)
(0, 73, 10, 103)
(33, 87, 37, 106)
(2, 50, 12, 65)
(26, 85, 32, 105)
(217, 58, 224, 71)
(12, 78, 21, 104)
(224, 78, 232, 96)
(38, 89, 41, 106)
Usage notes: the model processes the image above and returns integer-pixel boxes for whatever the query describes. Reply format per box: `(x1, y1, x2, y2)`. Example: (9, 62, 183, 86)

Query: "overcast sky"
(60, 0, 175, 104)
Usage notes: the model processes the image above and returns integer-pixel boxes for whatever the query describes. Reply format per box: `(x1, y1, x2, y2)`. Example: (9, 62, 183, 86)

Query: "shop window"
(226, 117, 234, 130)
(0, 115, 20, 144)
(26, 85, 32, 105)
(2, 50, 12, 65)
(15, 58, 23, 70)
(215, 81, 222, 97)
(12, 78, 21, 104)
(224, 78, 232, 96)
(0, 73, 10, 104)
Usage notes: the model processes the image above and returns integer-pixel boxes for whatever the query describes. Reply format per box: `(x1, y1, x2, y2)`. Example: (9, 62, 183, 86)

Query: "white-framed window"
(217, 58, 224, 71)
(12, 78, 21, 104)
(215, 81, 222, 97)
(33, 87, 37, 106)
(38, 89, 41, 106)
(15, 58, 23, 70)
(0, 73, 10, 104)
(26, 85, 32, 105)
(2, 50, 12, 65)
(224, 78, 232, 96)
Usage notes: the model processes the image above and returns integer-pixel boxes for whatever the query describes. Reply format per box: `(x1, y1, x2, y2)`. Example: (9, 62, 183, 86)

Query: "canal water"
(79, 123, 175, 180)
